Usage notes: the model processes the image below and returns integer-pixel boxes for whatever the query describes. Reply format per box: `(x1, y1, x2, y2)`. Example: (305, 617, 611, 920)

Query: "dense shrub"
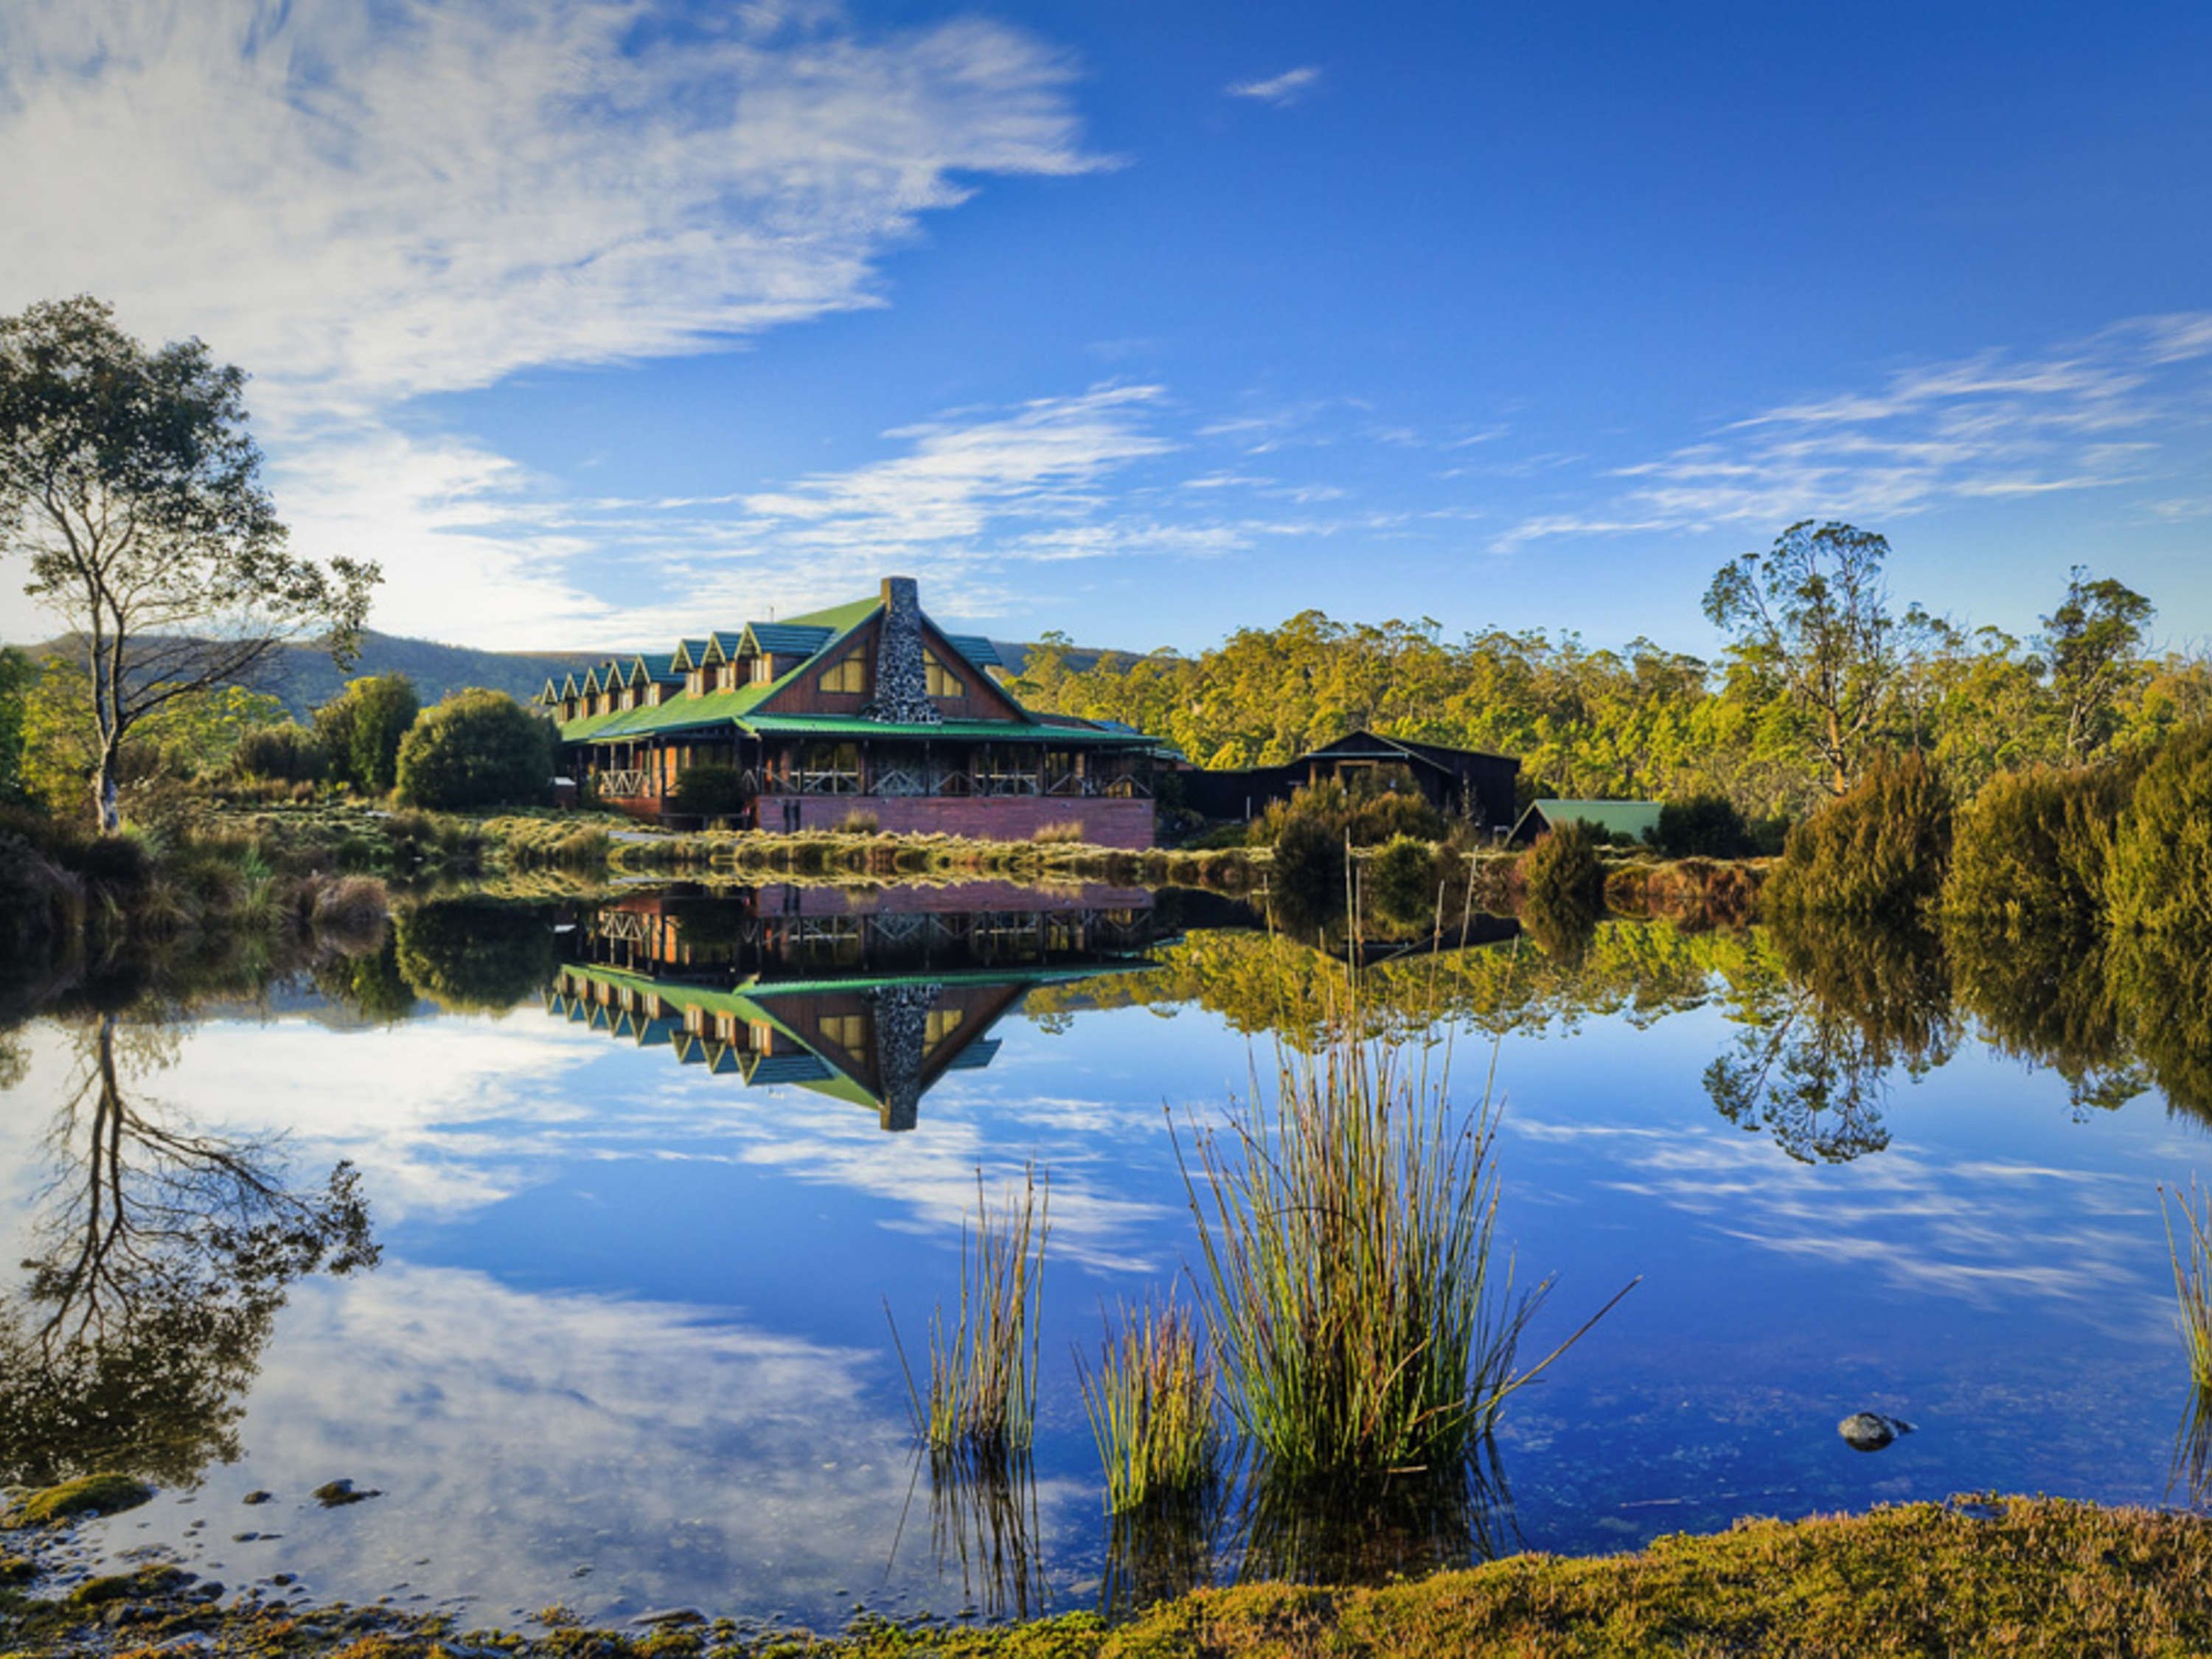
(2107, 720, 2212, 943)
(1763, 751, 1952, 922)
(1270, 811, 1346, 922)
(234, 722, 328, 784)
(1516, 820, 1604, 959)
(1250, 771, 1447, 853)
(668, 762, 748, 819)
(394, 690, 554, 811)
(65, 832, 153, 896)
(1652, 794, 1755, 858)
(1943, 762, 2134, 940)
(316, 673, 420, 794)
(1368, 834, 1444, 926)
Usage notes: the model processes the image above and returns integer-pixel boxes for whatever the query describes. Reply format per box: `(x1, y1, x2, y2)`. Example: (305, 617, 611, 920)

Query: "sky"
(0, 0, 2207, 657)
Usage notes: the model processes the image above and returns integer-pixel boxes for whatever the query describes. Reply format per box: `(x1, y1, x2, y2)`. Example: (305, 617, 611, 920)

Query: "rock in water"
(1837, 1411, 1916, 1452)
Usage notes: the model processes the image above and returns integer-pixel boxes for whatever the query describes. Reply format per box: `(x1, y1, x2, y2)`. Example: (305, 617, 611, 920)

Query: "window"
(820, 654, 867, 694)
(818, 1012, 871, 1054)
(924, 1007, 964, 1049)
(752, 654, 776, 684)
(686, 669, 705, 696)
(924, 649, 963, 698)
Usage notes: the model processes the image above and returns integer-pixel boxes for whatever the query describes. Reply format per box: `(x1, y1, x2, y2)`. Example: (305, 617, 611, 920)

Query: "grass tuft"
(1178, 969, 1632, 1487)
(1077, 1295, 1219, 1515)
(891, 1162, 1051, 1458)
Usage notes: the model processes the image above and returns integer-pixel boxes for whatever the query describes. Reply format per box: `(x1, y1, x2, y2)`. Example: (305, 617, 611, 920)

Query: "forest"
(1008, 534, 2207, 818)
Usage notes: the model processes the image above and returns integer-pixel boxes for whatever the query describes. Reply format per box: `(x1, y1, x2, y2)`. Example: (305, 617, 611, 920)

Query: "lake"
(1, 878, 2206, 1630)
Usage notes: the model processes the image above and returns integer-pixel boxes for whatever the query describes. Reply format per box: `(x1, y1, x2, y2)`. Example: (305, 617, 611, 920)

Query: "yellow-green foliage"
(1365, 835, 1444, 926)
(2107, 720, 2212, 942)
(8, 1472, 153, 1525)
(1764, 751, 1952, 922)
(1943, 760, 2132, 937)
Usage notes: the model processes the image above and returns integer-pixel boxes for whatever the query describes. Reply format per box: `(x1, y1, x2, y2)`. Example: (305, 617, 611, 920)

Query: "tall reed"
(2162, 1183, 2212, 1503)
(1077, 1295, 1218, 1514)
(890, 1162, 1050, 1455)
(2163, 1183, 2212, 1391)
(1178, 968, 1631, 1484)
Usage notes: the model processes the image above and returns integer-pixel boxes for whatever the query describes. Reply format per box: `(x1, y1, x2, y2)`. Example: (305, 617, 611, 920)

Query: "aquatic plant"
(891, 1162, 1050, 1457)
(1177, 990, 1629, 1485)
(2163, 1183, 2212, 1395)
(1076, 1295, 1218, 1515)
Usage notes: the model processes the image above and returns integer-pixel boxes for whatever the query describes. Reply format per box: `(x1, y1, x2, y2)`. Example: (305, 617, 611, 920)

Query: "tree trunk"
(94, 751, 122, 835)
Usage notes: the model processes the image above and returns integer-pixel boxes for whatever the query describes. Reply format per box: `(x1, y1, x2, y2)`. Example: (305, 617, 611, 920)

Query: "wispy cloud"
(1225, 65, 1322, 106)
(0, 0, 1105, 645)
(1492, 313, 2212, 552)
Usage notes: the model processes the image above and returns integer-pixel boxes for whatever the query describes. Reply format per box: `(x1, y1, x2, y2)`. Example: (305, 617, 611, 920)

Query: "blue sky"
(1, 0, 2207, 655)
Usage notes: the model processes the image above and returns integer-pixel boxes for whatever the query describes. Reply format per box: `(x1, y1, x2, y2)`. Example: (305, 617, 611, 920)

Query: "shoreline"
(6, 1491, 2211, 1656)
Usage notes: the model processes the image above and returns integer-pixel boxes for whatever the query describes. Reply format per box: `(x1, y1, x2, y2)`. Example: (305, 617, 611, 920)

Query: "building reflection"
(548, 882, 1163, 1130)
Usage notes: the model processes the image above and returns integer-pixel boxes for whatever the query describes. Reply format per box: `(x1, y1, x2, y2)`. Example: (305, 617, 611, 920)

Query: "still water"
(1, 880, 2205, 1627)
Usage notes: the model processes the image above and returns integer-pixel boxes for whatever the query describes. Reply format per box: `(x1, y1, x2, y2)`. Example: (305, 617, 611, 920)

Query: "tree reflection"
(392, 897, 559, 1014)
(0, 1012, 380, 1486)
(1950, 926, 2149, 1119)
(1704, 916, 1957, 1164)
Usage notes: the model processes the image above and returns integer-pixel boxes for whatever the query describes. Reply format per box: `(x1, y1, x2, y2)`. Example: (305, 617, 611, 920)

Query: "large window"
(818, 1012, 872, 1055)
(820, 655, 867, 694)
(924, 649, 963, 698)
(752, 654, 777, 684)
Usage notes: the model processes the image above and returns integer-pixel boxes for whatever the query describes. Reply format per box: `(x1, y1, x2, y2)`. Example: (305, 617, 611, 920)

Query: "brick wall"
(759, 793, 1155, 848)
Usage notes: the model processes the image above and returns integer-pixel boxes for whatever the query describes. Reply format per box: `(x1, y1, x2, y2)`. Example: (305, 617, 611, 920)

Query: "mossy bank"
(6, 1494, 2211, 1658)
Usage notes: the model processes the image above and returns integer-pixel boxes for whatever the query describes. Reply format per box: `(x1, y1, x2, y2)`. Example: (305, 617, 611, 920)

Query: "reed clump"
(1180, 991, 1628, 1485)
(1077, 1296, 1219, 1514)
(2163, 1183, 2212, 1394)
(892, 1163, 1050, 1457)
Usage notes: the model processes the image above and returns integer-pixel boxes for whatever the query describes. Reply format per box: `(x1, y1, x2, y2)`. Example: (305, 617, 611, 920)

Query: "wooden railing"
(599, 768, 652, 799)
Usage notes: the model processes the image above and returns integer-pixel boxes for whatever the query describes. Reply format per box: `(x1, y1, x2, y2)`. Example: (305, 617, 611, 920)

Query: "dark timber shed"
(1179, 728, 1520, 834)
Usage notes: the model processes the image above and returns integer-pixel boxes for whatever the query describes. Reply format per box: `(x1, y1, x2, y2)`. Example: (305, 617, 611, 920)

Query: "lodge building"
(539, 576, 1159, 846)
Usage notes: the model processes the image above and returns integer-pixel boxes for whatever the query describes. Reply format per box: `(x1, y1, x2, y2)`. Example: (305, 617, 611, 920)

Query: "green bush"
(668, 762, 748, 818)
(1943, 761, 2134, 940)
(394, 689, 554, 811)
(315, 673, 420, 793)
(234, 721, 328, 783)
(2107, 721, 2212, 943)
(1368, 834, 1443, 926)
(1652, 793, 1754, 858)
(1270, 811, 1346, 922)
(1517, 820, 1604, 957)
(1764, 751, 1952, 923)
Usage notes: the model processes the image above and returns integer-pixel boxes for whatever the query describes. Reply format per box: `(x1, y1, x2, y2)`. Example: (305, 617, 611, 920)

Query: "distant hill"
(10, 630, 1141, 717)
(19, 630, 602, 720)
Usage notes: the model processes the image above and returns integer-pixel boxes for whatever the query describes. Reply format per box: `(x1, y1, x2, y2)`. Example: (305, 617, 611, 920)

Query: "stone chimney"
(865, 574, 942, 725)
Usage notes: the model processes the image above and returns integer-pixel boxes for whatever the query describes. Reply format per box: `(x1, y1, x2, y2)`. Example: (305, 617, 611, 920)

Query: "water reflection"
(899, 1447, 1051, 1623)
(0, 1012, 379, 1487)
(552, 883, 1163, 1131)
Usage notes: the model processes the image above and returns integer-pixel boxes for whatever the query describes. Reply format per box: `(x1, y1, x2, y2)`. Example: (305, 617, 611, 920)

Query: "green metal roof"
(1525, 799, 1665, 839)
(737, 714, 1149, 745)
(746, 622, 840, 656)
(780, 597, 879, 632)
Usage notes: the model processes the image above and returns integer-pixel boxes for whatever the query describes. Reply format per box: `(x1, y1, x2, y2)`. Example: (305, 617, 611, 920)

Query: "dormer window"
(821, 655, 867, 694)
(752, 654, 776, 684)
(686, 669, 705, 696)
(924, 649, 963, 698)
(647, 684, 663, 706)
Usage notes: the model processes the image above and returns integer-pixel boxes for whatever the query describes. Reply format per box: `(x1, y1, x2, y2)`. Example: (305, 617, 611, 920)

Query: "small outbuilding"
(1509, 798, 1666, 847)
(1178, 728, 1520, 834)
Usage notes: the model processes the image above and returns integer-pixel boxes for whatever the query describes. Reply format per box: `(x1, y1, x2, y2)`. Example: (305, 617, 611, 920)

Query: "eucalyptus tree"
(0, 296, 379, 829)
(1703, 521, 1915, 798)
(2041, 566, 2154, 761)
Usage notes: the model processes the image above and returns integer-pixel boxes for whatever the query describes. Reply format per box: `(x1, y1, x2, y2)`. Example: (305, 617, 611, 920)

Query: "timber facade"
(540, 577, 1158, 846)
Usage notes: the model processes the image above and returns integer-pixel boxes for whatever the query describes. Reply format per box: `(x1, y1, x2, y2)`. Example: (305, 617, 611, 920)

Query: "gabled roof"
(745, 622, 840, 658)
(559, 673, 581, 699)
(1515, 799, 1666, 841)
(554, 586, 1129, 745)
